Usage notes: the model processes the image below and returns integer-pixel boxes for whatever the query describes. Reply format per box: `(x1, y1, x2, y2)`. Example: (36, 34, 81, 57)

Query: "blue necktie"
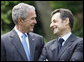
(58, 38, 64, 53)
(21, 34, 30, 61)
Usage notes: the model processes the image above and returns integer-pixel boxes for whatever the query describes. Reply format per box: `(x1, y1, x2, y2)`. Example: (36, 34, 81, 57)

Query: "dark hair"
(51, 8, 74, 29)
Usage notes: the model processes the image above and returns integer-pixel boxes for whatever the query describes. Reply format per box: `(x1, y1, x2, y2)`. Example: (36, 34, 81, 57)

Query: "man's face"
(22, 9, 37, 33)
(50, 13, 66, 35)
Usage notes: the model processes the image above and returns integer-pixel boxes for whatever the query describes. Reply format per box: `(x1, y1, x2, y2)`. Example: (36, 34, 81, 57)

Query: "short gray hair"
(12, 3, 35, 24)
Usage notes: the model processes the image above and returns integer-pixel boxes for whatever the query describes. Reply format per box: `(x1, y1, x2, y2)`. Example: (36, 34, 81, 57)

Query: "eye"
(31, 17, 36, 20)
(53, 19, 57, 23)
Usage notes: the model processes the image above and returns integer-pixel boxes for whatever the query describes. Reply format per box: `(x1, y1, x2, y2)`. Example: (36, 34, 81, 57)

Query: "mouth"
(53, 27, 58, 33)
(53, 26, 57, 30)
(31, 25, 35, 28)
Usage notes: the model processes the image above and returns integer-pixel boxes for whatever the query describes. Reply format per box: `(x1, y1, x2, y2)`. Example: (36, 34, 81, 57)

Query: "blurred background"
(1, 1, 83, 42)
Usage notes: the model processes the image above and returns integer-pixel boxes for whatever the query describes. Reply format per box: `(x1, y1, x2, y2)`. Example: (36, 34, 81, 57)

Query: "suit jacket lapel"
(10, 29, 28, 60)
(50, 39, 58, 60)
(58, 34, 77, 59)
(28, 33, 35, 61)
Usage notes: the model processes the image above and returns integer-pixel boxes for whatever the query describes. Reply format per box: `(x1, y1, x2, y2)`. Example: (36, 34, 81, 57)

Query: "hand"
(44, 59, 48, 61)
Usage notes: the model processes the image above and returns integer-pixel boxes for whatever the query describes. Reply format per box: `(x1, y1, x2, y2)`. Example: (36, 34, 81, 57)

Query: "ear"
(17, 17, 23, 24)
(64, 18, 69, 25)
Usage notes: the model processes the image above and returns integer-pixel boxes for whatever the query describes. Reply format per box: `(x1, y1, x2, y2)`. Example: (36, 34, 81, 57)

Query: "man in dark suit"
(1, 3, 44, 61)
(39, 8, 83, 61)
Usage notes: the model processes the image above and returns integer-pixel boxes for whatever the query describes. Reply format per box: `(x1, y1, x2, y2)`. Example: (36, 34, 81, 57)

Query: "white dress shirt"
(14, 26, 30, 54)
(58, 32, 72, 46)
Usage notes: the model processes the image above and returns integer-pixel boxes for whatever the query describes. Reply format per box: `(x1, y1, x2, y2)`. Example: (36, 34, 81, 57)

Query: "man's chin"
(53, 31, 58, 35)
(53, 32, 56, 35)
(26, 29, 33, 33)
(30, 29, 34, 32)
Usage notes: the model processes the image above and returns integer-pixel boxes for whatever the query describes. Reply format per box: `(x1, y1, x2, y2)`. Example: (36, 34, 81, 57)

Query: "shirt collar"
(61, 32, 72, 41)
(14, 26, 27, 37)
(58, 32, 72, 41)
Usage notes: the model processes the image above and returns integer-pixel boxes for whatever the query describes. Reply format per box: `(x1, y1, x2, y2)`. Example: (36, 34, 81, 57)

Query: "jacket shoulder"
(44, 39, 56, 47)
(29, 32, 43, 38)
(1, 31, 12, 39)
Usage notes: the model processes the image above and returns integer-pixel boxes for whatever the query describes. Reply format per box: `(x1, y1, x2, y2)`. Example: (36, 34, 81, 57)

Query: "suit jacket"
(39, 34, 83, 61)
(1, 29, 44, 61)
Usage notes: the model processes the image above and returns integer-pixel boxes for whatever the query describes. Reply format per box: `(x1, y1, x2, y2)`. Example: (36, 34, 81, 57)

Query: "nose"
(33, 19, 37, 24)
(50, 22, 53, 28)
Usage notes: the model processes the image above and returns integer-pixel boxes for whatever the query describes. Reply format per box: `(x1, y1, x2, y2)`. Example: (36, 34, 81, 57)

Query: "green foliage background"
(1, 1, 83, 41)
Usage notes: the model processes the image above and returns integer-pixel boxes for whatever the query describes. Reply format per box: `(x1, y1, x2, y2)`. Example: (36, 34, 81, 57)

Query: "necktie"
(58, 38, 64, 53)
(21, 34, 30, 61)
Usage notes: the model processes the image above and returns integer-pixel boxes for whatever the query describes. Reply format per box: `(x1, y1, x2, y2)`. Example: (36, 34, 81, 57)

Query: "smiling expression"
(50, 12, 66, 35)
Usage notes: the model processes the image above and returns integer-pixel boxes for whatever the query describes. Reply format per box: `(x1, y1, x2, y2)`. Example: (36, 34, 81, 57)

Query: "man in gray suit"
(39, 8, 83, 61)
(1, 3, 44, 61)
